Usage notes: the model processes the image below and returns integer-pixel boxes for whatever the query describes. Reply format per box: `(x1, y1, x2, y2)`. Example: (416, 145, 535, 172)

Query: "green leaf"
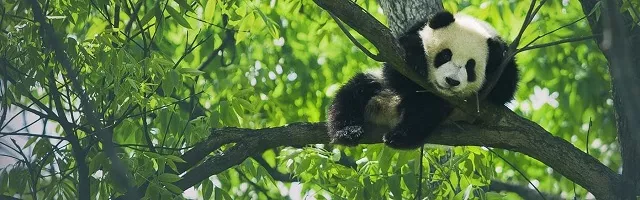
(157, 173, 181, 183)
(154, 57, 174, 66)
(204, 0, 218, 20)
(215, 187, 233, 200)
(23, 137, 39, 148)
(403, 172, 417, 192)
(166, 160, 178, 172)
(220, 100, 239, 127)
(233, 98, 254, 112)
(378, 147, 393, 173)
(388, 175, 402, 200)
(157, 158, 166, 173)
(140, 5, 158, 26)
(0, 170, 8, 194)
(126, 78, 139, 92)
(144, 152, 162, 160)
(161, 182, 183, 194)
(174, 0, 195, 13)
(145, 182, 159, 199)
(253, 8, 280, 38)
(445, 151, 470, 167)
(485, 191, 505, 200)
(462, 184, 474, 200)
(166, 155, 187, 163)
(203, 180, 213, 200)
(89, 152, 106, 174)
(233, 88, 254, 98)
(166, 6, 192, 29)
(163, 70, 180, 94)
(177, 67, 204, 76)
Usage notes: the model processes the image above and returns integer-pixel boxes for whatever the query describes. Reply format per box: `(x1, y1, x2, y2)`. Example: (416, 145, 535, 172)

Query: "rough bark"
(174, 116, 621, 199)
(378, 0, 443, 36)
(579, 0, 640, 197)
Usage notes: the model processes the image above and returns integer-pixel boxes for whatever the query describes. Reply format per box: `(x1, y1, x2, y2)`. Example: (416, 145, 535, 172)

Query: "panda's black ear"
(429, 11, 455, 29)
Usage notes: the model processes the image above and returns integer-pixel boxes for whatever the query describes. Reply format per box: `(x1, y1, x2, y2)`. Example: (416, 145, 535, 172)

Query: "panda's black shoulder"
(396, 20, 431, 79)
(381, 64, 424, 95)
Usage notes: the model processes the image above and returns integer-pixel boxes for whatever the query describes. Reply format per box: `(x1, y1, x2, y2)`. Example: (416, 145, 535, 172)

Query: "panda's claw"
(331, 125, 365, 146)
(383, 129, 424, 150)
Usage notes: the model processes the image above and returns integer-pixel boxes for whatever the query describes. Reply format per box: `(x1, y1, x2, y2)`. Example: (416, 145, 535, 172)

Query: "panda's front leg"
(383, 93, 453, 149)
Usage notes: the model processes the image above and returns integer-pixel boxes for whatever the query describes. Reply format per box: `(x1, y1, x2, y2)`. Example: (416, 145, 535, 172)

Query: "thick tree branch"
(175, 106, 621, 199)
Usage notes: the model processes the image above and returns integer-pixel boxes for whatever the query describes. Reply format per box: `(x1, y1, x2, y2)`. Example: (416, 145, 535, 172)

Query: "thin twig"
(328, 13, 382, 61)
(487, 148, 546, 200)
(11, 139, 38, 200)
(416, 146, 424, 200)
(236, 169, 274, 200)
(520, 15, 590, 50)
(586, 117, 592, 155)
(185, 14, 245, 32)
(518, 35, 596, 52)
(480, 0, 547, 100)
(0, 132, 65, 140)
(0, 116, 43, 134)
(141, 107, 156, 152)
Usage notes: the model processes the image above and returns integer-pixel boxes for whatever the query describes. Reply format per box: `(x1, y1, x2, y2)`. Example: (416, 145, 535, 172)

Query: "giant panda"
(327, 11, 519, 149)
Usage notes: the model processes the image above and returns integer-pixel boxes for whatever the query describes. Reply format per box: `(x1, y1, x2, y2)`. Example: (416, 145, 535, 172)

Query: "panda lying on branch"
(327, 11, 519, 149)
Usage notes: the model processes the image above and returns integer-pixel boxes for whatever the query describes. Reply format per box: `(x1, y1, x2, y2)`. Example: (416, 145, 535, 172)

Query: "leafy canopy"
(0, 0, 628, 199)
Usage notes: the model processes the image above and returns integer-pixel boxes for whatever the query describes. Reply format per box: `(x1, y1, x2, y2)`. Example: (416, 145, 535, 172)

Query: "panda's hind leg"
(383, 93, 453, 149)
(328, 72, 382, 146)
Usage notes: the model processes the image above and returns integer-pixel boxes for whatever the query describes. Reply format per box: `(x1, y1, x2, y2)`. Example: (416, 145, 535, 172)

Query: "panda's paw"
(383, 130, 423, 150)
(331, 125, 365, 146)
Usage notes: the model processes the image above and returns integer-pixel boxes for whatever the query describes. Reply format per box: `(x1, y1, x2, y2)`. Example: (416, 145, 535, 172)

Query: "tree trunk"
(580, 0, 640, 197)
(377, 0, 443, 36)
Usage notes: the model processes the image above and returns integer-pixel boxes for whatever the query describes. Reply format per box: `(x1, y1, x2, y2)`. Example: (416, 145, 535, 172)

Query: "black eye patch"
(434, 49, 452, 68)
(465, 59, 476, 82)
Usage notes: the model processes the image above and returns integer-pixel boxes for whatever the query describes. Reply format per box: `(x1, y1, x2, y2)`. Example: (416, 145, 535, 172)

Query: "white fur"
(364, 89, 402, 127)
(363, 69, 402, 127)
(418, 14, 498, 97)
(365, 68, 385, 82)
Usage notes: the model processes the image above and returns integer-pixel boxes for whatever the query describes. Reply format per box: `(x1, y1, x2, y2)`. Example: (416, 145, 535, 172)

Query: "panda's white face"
(419, 14, 492, 97)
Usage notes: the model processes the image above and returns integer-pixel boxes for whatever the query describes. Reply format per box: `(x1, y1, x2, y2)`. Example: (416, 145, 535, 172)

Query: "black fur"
(465, 59, 477, 81)
(428, 11, 455, 29)
(434, 49, 453, 67)
(397, 19, 430, 77)
(485, 38, 519, 105)
(327, 11, 519, 149)
(327, 73, 383, 145)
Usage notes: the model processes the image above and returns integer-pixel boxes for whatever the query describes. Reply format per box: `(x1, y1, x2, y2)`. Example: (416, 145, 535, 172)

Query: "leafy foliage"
(0, 0, 634, 199)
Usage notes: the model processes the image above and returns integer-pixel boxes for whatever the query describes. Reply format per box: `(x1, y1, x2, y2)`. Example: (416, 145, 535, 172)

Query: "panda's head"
(417, 11, 503, 97)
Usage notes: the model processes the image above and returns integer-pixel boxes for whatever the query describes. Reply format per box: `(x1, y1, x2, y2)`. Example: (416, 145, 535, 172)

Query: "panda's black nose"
(445, 77, 460, 86)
